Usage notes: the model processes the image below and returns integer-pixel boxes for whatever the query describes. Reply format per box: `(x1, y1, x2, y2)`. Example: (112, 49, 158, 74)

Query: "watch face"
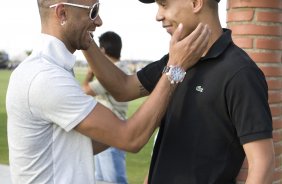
(167, 66, 186, 83)
(171, 67, 185, 81)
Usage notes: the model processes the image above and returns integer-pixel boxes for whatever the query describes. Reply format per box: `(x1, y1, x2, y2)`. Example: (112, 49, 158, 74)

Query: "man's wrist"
(162, 65, 186, 84)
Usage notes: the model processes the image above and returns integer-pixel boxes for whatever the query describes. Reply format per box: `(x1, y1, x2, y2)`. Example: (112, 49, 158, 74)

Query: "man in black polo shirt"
(83, 0, 275, 183)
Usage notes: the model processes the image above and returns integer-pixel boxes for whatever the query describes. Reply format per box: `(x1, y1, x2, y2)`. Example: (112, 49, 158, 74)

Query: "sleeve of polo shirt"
(28, 69, 97, 132)
(137, 54, 169, 92)
(226, 66, 273, 145)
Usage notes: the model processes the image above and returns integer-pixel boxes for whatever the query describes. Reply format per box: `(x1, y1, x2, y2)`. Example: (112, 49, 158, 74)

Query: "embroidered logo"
(196, 86, 204, 93)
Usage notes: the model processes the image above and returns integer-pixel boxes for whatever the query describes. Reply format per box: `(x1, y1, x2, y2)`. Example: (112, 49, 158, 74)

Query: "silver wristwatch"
(162, 65, 186, 84)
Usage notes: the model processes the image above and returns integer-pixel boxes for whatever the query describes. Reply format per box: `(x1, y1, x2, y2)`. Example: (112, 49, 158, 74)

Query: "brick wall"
(226, 0, 282, 183)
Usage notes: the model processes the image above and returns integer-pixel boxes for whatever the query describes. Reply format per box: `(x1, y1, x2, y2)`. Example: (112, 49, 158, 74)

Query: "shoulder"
(218, 43, 264, 81)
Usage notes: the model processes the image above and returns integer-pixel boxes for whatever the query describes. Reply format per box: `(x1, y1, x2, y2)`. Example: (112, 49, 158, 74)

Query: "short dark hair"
(98, 31, 122, 59)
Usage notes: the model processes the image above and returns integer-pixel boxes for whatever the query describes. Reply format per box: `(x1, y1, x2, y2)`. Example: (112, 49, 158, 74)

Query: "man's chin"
(166, 31, 173, 36)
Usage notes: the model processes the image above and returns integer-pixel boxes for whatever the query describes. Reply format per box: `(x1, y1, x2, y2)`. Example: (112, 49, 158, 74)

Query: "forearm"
(83, 43, 129, 99)
(244, 139, 275, 184)
(78, 74, 175, 153)
(122, 74, 175, 152)
(246, 160, 275, 184)
(92, 139, 109, 155)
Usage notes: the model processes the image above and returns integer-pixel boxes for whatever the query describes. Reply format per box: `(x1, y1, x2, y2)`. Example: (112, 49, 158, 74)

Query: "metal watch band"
(162, 65, 170, 74)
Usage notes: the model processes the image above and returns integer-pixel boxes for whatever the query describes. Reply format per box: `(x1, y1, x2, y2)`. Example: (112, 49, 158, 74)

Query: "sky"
(0, 0, 227, 61)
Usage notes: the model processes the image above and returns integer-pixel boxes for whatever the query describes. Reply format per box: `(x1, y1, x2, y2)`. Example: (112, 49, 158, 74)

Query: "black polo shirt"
(137, 29, 273, 184)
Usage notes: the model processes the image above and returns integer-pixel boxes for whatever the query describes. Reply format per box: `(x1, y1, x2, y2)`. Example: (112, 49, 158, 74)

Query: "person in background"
(83, 0, 275, 183)
(83, 31, 129, 184)
(6, 0, 210, 183)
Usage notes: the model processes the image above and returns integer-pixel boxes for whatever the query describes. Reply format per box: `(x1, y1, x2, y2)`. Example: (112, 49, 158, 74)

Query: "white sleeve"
(29, 69, 97, 132)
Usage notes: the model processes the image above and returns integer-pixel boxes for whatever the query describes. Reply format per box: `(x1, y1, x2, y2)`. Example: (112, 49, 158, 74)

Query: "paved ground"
(0, 164, 12, 184)
(0, 165, 117, 184)
(0, 165, 115, 184)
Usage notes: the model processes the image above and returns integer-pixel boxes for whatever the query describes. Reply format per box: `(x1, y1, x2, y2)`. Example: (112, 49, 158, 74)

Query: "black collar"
(201, 29, 233, 61)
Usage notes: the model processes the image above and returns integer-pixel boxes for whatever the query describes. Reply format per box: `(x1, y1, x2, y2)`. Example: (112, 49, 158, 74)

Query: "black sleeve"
(226, 66, 273, 145)
(137, 54, 169, 92)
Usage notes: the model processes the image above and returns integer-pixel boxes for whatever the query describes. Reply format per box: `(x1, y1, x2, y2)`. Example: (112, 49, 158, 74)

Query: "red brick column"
(226, 0, 282, 183)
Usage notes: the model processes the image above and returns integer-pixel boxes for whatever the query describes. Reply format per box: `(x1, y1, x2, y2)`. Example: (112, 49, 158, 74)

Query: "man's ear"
(55, 4, 67, 24)
(191, 0, 203, 13)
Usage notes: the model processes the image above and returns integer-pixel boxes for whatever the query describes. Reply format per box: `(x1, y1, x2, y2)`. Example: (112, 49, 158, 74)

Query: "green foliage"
(0, 68, 155, 184)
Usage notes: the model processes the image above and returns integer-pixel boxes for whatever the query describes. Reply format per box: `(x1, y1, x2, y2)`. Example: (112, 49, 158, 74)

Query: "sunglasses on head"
(49, 2, 100, 21)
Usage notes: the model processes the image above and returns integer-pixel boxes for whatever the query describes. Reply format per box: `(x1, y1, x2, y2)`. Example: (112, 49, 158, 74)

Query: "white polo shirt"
(6, 34, 97, 184)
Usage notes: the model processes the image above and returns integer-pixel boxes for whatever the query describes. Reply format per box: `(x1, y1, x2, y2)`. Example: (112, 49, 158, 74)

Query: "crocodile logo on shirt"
(196, 86, 204, 93)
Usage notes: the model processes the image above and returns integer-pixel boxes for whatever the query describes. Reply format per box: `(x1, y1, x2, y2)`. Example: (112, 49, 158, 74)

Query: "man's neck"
(203, 26, 222, 56)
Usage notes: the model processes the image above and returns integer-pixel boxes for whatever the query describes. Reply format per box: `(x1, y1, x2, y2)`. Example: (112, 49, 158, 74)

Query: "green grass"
(0, 70, 10, 164)
(0, 68, 155, 184)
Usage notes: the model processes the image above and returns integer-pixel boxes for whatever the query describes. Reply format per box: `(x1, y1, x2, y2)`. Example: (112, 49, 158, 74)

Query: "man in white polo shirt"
(6, 0, 210, 183)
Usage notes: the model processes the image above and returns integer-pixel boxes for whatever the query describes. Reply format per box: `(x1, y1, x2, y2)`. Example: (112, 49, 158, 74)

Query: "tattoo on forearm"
(139, 84, 149, 96)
